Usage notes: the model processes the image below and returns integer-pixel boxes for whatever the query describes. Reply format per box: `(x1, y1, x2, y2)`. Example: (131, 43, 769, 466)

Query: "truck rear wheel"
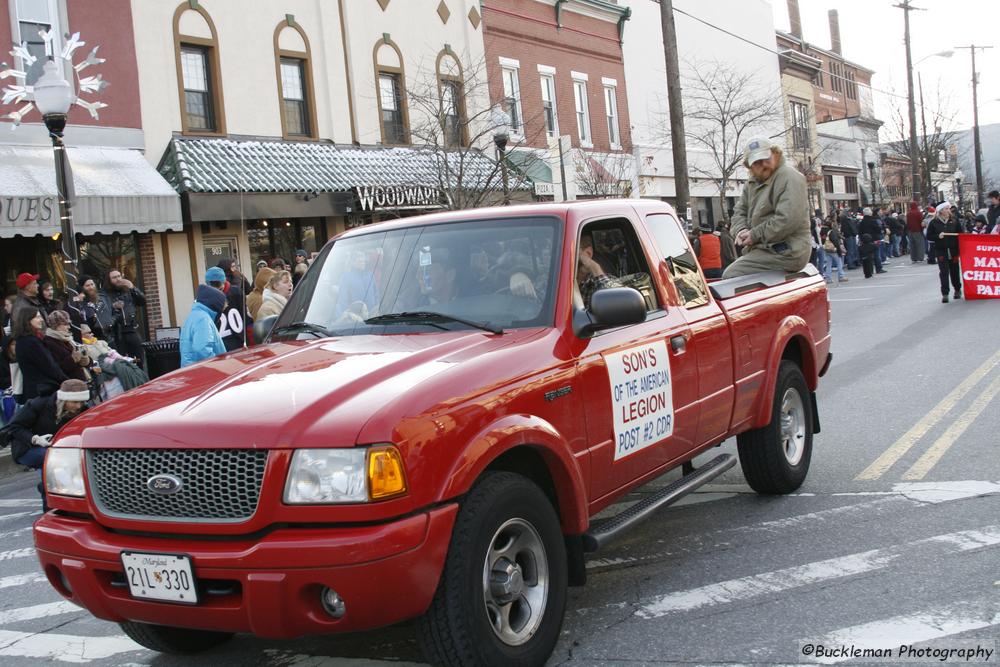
(737, 360, 813, 494)
(119, 621, 233, 654)
(418, 472, 567, 667)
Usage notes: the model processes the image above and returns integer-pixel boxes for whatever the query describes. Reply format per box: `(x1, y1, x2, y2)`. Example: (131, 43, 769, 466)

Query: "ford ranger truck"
(35, 200, 831, 667)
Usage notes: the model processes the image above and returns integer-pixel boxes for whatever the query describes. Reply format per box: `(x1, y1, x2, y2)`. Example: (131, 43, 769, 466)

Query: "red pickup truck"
(35, 200, 830, 666)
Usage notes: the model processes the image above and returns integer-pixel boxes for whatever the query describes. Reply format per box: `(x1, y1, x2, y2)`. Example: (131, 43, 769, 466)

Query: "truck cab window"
(576, 219, 659, 312)
(645, 213, 710, 308)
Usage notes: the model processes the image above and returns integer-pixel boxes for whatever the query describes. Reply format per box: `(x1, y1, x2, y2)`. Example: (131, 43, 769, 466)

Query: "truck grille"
(86, 449, 269, 522)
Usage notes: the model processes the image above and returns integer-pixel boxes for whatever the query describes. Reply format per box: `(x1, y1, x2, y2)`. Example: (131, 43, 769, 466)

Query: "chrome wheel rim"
(482, 518, 549, 646)
(780, 388, 806, 466)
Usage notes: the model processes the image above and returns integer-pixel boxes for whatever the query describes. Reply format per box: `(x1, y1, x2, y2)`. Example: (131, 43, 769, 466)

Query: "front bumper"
(33, 504, 458, 638)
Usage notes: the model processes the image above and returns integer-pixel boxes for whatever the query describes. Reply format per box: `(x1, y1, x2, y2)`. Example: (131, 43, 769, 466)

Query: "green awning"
(506, 149, 552, 184)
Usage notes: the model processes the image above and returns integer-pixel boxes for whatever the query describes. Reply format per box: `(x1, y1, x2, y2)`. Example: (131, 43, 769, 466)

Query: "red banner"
(959, 234, 1000, 299)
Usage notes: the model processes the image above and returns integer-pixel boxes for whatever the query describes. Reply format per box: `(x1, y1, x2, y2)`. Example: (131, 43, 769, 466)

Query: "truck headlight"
(45, 449, 85, 497)
(284, 449, 368, 504)
(283, 446, 408, 504)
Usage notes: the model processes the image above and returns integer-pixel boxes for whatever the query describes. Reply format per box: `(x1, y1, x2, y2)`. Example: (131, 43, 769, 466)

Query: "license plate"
(121, 552, 198, 604)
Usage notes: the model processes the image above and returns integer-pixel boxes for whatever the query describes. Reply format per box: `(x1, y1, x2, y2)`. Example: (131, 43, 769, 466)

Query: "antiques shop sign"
(354, 185, 445, 212)
(1, 196, 57, 225)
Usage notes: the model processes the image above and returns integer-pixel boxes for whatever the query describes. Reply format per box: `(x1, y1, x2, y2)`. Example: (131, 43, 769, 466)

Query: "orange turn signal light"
(368, 446, 407, 500)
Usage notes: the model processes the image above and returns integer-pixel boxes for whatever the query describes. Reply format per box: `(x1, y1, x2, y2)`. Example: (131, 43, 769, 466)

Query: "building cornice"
(775, 30, 875, 75)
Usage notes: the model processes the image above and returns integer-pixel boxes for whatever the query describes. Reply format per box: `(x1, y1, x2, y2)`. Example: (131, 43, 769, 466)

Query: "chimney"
(787, 0, 803, 39)
(828, 9, 842, 55)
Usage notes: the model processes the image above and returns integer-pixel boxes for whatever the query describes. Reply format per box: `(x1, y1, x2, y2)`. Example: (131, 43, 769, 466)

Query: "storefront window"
(246, 218, 327, 266)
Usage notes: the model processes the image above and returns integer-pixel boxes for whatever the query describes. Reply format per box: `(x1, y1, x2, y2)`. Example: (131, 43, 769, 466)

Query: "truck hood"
(65, 330, 542, 449)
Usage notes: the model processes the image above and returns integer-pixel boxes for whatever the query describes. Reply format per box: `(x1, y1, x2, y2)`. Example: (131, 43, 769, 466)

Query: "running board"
(582, 454, 736, 552)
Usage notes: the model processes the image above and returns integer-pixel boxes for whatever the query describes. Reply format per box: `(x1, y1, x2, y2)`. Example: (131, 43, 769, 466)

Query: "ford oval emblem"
(147, 474, 183, 495)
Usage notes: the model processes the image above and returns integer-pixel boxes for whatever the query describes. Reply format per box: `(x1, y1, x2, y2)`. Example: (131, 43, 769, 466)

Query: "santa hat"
(57, 379, 89, 402)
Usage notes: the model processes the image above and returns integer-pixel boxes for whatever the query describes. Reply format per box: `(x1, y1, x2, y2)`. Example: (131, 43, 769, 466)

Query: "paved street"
(1, 259, 999, 666)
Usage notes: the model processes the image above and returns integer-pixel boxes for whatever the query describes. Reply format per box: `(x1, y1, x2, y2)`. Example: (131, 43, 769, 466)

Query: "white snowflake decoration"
(0, 29, 108, 128)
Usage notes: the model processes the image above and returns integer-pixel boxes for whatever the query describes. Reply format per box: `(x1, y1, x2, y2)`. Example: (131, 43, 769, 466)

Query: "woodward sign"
(354, 185, 444, 212)
(959, 234, 1000, 299)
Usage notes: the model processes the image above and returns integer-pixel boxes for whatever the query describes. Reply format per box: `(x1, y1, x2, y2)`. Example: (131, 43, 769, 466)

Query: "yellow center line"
(855, 348, 1000, 481)
(902, 374, 1000, 481)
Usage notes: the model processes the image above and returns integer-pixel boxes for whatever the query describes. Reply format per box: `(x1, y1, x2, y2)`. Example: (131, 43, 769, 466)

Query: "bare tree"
(667, 60, 783, 222)
(887, 82, 964, 200)
(403, 51, 539, 211)
(575, 151, 633, 198)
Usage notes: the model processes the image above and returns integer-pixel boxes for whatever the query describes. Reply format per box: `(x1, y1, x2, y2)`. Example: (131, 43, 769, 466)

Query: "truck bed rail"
(709, 264, 819, 300)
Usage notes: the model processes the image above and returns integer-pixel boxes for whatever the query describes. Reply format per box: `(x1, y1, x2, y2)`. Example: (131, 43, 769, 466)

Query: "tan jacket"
(255, 289, 287, 320)
(730, 155, 811, 271)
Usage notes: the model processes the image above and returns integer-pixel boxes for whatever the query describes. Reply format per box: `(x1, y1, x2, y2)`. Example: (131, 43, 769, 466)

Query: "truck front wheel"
(418, 472, 567, 667)
(737, 360, 813, 494)
(119, 621, 233, 654)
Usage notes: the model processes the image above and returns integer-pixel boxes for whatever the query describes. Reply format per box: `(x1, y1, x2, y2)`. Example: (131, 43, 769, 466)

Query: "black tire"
(737, 360, 813, 494)
(118, 621, 233, 654)
(418, 472, 567, 667)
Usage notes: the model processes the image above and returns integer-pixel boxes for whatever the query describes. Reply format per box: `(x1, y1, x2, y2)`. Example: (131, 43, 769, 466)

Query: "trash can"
(143, 339, 181, 380)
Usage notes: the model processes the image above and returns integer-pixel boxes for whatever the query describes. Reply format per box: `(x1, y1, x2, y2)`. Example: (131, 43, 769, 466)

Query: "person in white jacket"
(256, 270, 293, 320)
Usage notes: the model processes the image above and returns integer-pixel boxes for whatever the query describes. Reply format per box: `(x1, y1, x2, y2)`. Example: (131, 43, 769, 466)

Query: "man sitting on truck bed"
(723, 138, 811, 278)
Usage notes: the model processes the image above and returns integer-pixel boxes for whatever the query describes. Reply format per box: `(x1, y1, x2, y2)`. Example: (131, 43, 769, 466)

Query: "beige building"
(776, 44, 823, 215)
(131, 0, 494, 326)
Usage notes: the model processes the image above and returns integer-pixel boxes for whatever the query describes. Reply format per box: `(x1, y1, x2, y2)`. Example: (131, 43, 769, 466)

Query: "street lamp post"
(33, 60, 79, 290)
(491, 105, 511, 206)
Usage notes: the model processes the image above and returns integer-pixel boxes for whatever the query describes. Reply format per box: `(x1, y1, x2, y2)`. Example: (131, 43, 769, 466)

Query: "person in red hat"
(10, 273, 43, 337)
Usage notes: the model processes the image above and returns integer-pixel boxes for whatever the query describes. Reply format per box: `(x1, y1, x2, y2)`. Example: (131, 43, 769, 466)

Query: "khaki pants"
(721, 247, 809, 278)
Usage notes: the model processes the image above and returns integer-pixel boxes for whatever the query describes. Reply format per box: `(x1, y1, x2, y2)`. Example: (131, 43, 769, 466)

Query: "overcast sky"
(770, 0, 1000, 137)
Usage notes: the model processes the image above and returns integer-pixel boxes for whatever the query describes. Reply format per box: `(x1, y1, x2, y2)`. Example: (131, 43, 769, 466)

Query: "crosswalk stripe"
(0, 511, 38, 525)
(635, 525, 1000, 619)
(0, 499, 40, 508)
(0, 548, 35, 562)
(0, 526, 32, 541)
(0, 601, 80, 625)
(806, 601, 1000, 665)
(0, 629, 141, 662)
(0, 573, 46, 590)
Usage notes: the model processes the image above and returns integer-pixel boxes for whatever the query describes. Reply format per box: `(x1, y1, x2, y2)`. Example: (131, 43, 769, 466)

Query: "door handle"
(670, 335, 686, 354)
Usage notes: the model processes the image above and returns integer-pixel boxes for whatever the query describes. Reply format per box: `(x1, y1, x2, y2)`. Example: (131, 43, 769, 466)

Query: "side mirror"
(253, 315, 278, 342)
(573, 287, 647, 338)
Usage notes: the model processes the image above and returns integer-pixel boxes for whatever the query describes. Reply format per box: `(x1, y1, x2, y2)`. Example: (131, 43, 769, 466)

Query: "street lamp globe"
(32, 60, 73, 133)
(491, 104, 511, 152)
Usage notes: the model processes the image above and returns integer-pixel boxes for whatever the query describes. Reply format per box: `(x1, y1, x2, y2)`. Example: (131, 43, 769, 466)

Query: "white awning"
(0, 145, 182, 238)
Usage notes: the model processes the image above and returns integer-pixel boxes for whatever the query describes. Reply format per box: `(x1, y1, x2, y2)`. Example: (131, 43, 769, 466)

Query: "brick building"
(482, 0, 633, 199)
(0, 0, 182, 338)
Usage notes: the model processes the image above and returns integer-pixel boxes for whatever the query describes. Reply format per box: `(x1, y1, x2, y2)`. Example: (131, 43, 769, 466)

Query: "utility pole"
(659, 0, 690, 224)
(894, 1, 924, 205)
(918, 71, 928, 197)
(955, 44, 993, 209)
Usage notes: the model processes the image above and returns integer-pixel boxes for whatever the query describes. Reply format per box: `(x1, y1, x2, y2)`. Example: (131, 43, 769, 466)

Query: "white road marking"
(0, 629, 141, 663)
(856, 348, 1000, 480)
(634, 525, 1000, 619)
(0, 573, 46, 590)
(836, 283, 905, 289)
(0, 499, 41, 507)
(889, 480, 1000, 503)
(0, 548, 35, 561)
(0, 511, 39, 524)
(829, 298, 873, 302)
(0, 601, 80, 624)
(0, 526, 32, 540)
(903, 374, 1000, 480)
(807, 601, 1000, 664)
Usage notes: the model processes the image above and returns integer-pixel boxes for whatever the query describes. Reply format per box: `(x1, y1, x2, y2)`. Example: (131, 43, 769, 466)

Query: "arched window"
(172, 2, 226, 135)
(436, 49, 467, 148)
(273, 18, 317, 140)
(373, 37, 409, 145)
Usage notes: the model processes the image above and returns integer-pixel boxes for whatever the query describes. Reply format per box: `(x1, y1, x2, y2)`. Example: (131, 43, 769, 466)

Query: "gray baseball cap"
(745, 138, 773, 164)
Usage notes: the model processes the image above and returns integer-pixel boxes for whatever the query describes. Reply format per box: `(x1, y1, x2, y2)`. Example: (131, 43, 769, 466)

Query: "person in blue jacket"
(180, 284, 227, 367)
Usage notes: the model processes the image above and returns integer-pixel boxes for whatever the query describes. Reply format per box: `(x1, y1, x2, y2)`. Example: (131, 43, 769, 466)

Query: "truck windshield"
(272, 216, 562, 338)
